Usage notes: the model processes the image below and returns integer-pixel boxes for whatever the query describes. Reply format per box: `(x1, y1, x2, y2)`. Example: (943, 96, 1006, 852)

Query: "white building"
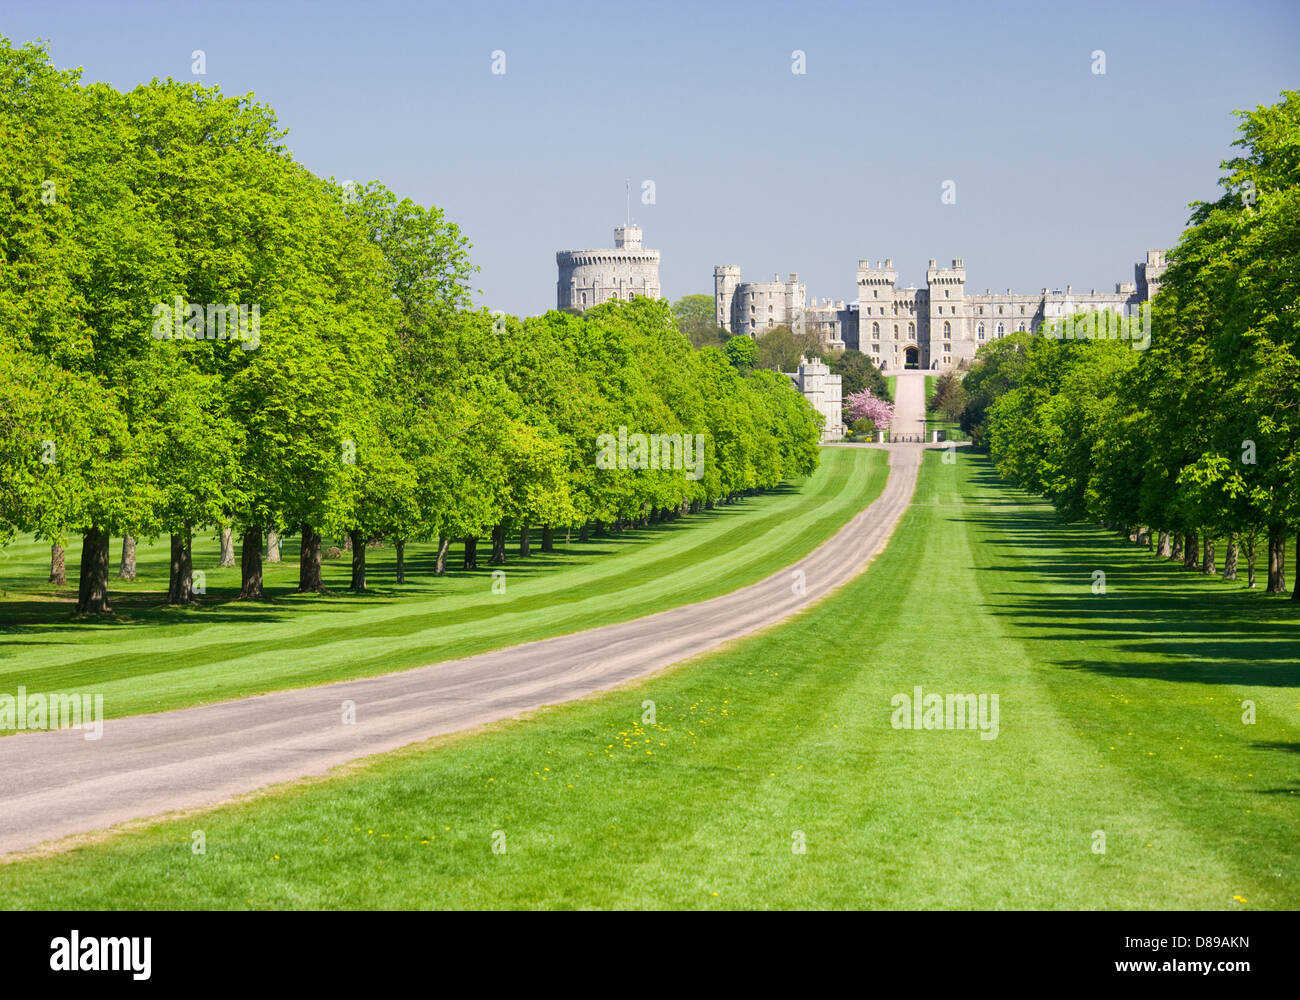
(785, 355, 844, 442)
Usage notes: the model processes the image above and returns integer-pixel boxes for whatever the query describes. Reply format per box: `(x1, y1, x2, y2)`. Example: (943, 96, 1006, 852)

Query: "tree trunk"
(1182, 531, 1198, 569)
(463, 536, 478, 570)
(1266, 524, 1286, 594)
(298, 524, 323, 592)
(167, 526, 194, 604)
(1224, 535, 1238, 582)
(343, 535, 353, 552)
(1157, 531, 1170, 557)
(1246, 534, 1257, 589)
(1293, 532, 1300, 601)
(396, 539, 408, 582)
(579, 522, 591, 543)
(49, 542, 66, 586)
(1170, 534, 1183, 561)
(117, 535, 137, 580)
(349, 529, 366, 592)
(76, 528, 111, 615)
(434, 536, 450, 575)
(490, 523, 507, 564)
(519, 525, 531, 557)
(1201, 535, 1215, 575)
(541, 526, 554, 552)
(266, 530, 281, 563)
(239, 528, 265, 599)
(219, 526, 236, 567)
(706, 499, 715, 510)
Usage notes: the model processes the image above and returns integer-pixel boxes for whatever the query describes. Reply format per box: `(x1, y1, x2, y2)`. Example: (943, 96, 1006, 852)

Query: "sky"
(6, 0, 1299, 316)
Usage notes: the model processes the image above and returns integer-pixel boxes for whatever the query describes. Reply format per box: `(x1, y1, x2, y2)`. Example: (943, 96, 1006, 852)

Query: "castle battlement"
(714, 251, 1165, 371)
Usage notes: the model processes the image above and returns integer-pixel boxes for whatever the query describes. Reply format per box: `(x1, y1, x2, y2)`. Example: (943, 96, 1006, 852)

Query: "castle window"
(1018, 322, 1026, 331)
(893, 324, 898, 335)
(1020, 306, 1025, 314)
(872, 344, 880, 353)
(996, 322, 1004, 336)
(944, 289, 949, 298)
(908, 322, 915, 336)
(943, 321, 951, 337)
(872, 322, 880, 340)
(978, 306, 984, 315)
(873, 290, 878, 298)
(998, 306, 1004, 315)
(938, 306, 943, 315)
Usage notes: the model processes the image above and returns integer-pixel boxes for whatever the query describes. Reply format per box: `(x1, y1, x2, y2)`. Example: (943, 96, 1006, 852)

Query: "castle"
(557, 225, 661, 311)
(715, 251, 1168, 370)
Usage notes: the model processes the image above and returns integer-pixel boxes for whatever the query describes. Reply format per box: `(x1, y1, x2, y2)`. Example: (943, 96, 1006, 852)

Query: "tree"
(753, 324, 823, 373)
(723, 335, 757, 372)
(846, 389, 895, 431)
(673, 294, 727, 348)
(928, 371, 967, 422)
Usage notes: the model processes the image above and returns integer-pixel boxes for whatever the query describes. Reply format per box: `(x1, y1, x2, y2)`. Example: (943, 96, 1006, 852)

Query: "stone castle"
(551, 227, 1165, 439)
(556, 225, 661, 311)
(714, 251, 1168, 370)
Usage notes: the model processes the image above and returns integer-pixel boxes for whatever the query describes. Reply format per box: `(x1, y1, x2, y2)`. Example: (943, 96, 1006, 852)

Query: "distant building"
(785, 356, 844, 442)
(715, 250, 1168, 370)
(557, 226, 661, 311)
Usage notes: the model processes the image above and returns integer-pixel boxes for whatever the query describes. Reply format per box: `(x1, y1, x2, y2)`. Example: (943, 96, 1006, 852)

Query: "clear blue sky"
(7, 0, 1298, 316)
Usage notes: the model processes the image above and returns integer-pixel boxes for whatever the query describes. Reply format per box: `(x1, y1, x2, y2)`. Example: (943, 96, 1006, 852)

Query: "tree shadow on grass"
(955, 453, 1300, 689)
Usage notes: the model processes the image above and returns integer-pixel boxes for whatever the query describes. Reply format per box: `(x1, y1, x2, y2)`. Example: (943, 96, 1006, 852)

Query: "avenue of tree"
(0, 38, 823, 615)
(958, 92, 1300, 598)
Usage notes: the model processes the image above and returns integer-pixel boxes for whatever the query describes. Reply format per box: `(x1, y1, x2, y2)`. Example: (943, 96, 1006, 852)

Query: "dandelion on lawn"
(1233, 895, 1247, 903)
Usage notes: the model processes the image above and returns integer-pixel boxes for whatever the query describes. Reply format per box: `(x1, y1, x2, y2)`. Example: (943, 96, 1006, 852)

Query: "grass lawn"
(0, 447, 887, 722)
(2, 450, 1296, 909)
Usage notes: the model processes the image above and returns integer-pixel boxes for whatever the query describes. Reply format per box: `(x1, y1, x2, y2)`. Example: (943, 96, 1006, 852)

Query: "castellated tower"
(1136, 249, 1168, 301)
(926, 258, 968, 369)
(556, 226, 661, 312)
(712, 269, 807, 337)
(857, 258, 904, 369)
(714, 265, 741, 332)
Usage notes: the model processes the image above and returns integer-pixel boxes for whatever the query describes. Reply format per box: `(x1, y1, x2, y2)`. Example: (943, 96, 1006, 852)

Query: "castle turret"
(1136, 249, 1167, 301)
(714, 265, 741, 333)
(926, 257, 967, 369)
(857, 258, 898, 365)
